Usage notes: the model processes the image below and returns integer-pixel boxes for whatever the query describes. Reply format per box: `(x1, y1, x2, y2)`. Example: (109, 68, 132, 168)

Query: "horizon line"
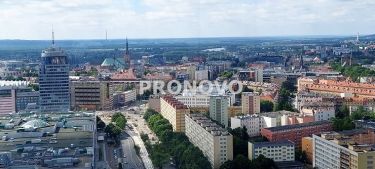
(0, 33, 368, 41)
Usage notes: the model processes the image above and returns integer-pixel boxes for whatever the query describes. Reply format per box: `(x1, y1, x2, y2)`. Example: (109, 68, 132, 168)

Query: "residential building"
(148, 95, 161, 112)
(70, 80, 110, 111)
(297, 77, 375, 99)
(39, 44, 70, 112)
(195, 69, 209, 81)
(248, 140, 295, 162)
(209, 95, 230, 127)
(231, 111, 314, 137)
(160, 95, 189, 132)
(313, 129, 375, 169)
(112, 89, 136, 108)
(261, 121, 333, 148)
(185, 113, 233, 169)
(175, 95, 210, 108)
(0, 81, 39, 114)
(242, 92, 260, 114)
(301, 102, 335, 121)
(302, 137, 313, 164)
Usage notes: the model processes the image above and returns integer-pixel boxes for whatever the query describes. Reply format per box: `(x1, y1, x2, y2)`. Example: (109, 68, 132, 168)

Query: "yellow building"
(185, 113, 233, 169)
(160, 95, 189, 132)
(302, 137, 313, 164)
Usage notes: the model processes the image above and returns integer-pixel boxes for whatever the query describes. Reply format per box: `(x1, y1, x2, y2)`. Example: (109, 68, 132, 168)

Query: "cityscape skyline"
(1, 0, 375, 40)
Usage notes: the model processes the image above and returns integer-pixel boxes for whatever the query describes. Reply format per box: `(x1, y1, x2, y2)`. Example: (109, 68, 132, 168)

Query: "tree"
(336, 105, 350, 119)
(332, 117, 355, 131)
(96, 116, 106, 130)
(150, 144, 169, 169)
(118, 162, 123, 169)
(28, 84, 39, 91)
(295, 150, 307, 163)
(233, 155, 251, 169)
(229, 127, 249, 157)
(251, 154, 277, 169)
(275, 88, 294, 111)
(260, 100, 274, 112)
(144, 109, 158, 120)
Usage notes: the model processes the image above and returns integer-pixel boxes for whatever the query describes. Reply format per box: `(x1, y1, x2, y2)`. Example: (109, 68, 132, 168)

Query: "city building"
(185, 113, 233, 169)
(0, 112, 94, 168)
(302, 137, 313, 164)
(175, 95, 210, 108)
(297, 77, 375, 99)
(0, 81, 39, 115)
(195, 69, 209, 81)
(261, 121, 333, 148)
(112, 89, 136, 108)
(301, 102, 335, 121)
(148, 95, 161, 112)
(209, 95, 230, 127)
(241, 92, 260, 114)
(39, 41, 70, 112)
(160, 95, 189, 132)
(231, 111, 314, 137)
(248, 140, 295, 162)
(70, 80, 110, 111)
(313, 129, 375, 169)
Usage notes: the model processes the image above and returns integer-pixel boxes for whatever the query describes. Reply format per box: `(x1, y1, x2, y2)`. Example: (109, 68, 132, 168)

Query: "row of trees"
(143, 109, 211, 169)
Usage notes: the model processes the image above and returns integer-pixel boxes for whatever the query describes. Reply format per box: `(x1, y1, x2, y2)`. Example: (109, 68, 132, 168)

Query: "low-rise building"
(261, 121, 333, 148)
(185, 113, 233, 169)
(301, 102, 335, 121)
(231, 111, 314, 137)
(248, 140, 295, 162)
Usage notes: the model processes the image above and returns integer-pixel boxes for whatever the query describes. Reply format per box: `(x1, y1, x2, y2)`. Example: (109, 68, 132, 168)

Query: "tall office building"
(241, 92, 260, 114)
(209, 95, 229, 127)
(39, 33, 70, 112)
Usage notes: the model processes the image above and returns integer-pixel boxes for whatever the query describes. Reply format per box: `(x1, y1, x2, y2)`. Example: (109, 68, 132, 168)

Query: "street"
(120, 131, 144, 169)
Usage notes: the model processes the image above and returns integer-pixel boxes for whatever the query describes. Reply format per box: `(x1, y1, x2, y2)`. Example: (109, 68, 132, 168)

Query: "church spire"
(52, 26, 55, 46)
(125, 37, 129, 55)
(124, 37, 131, 68)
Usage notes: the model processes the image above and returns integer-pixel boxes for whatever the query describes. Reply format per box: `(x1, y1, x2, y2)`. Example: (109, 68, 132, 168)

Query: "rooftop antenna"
(105, 29, 108, 41)
(356, 32, 359, 42)
(52, 25, 55, 46)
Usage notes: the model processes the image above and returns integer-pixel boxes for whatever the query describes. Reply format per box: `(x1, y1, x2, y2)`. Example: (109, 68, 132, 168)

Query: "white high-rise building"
(209, 95, 230, 127)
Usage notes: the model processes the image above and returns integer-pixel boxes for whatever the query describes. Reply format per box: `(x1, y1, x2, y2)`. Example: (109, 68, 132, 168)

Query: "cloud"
(0, 0, 374, 39)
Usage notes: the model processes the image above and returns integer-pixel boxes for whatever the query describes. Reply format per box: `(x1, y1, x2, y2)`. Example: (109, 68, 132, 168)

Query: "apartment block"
(231, 111, 314, 137)
(148, 95, 161, 112)
(209, 95, 230, 127)
(313, 129, 375, 169)
(160, 95, 189, 132)
(301, 102, 335, 121)
(297, 77, 375, 99)
(70, 80, 110, 111)
(185, 113, 233, 169)
(302, 137, 313, 164)
(241, 92, 260, 114)
(261, 121, 333, 148)
(175, 95, 210, 108)
(248, 140, 295, 162)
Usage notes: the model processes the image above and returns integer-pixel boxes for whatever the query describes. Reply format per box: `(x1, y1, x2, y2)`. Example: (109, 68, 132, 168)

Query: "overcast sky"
(0, 0, 374, 40)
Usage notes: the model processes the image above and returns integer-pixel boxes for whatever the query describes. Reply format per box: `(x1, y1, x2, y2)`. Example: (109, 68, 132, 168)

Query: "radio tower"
(124, 37, 131, 69)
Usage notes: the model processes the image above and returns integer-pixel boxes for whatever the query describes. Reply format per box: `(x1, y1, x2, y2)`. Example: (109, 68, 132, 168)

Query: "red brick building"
(261, 121, 333, 148)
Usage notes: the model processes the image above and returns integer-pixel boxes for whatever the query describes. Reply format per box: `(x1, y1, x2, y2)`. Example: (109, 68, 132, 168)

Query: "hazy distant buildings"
(39, 43, 70, 112)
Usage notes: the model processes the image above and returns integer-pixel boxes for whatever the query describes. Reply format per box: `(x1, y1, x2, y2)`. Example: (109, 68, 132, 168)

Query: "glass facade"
(39, 47, 70, 112)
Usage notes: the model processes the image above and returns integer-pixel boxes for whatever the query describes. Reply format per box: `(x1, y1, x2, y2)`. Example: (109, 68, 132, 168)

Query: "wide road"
(120, 131, 144, 169)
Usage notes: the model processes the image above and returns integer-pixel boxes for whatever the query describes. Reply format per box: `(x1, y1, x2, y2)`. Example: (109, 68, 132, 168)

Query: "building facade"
(248, 140, 295, 162)
(185, 113, 233, 169)
(261, 121, 333, 148)
(39, 46, 70, 112)
(241, 92, 260, 114)
(160, 96, 189, 132)
(209, 95, 230, 127)
(70, 80, 110, 111)
(313, 130, 375, 169)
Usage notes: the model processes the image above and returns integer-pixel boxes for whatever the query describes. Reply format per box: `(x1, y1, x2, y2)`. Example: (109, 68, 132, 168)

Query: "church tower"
(124, 37, 131, 69)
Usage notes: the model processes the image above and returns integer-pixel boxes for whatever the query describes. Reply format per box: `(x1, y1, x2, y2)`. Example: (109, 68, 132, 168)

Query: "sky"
(0, 0, 374, 40)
